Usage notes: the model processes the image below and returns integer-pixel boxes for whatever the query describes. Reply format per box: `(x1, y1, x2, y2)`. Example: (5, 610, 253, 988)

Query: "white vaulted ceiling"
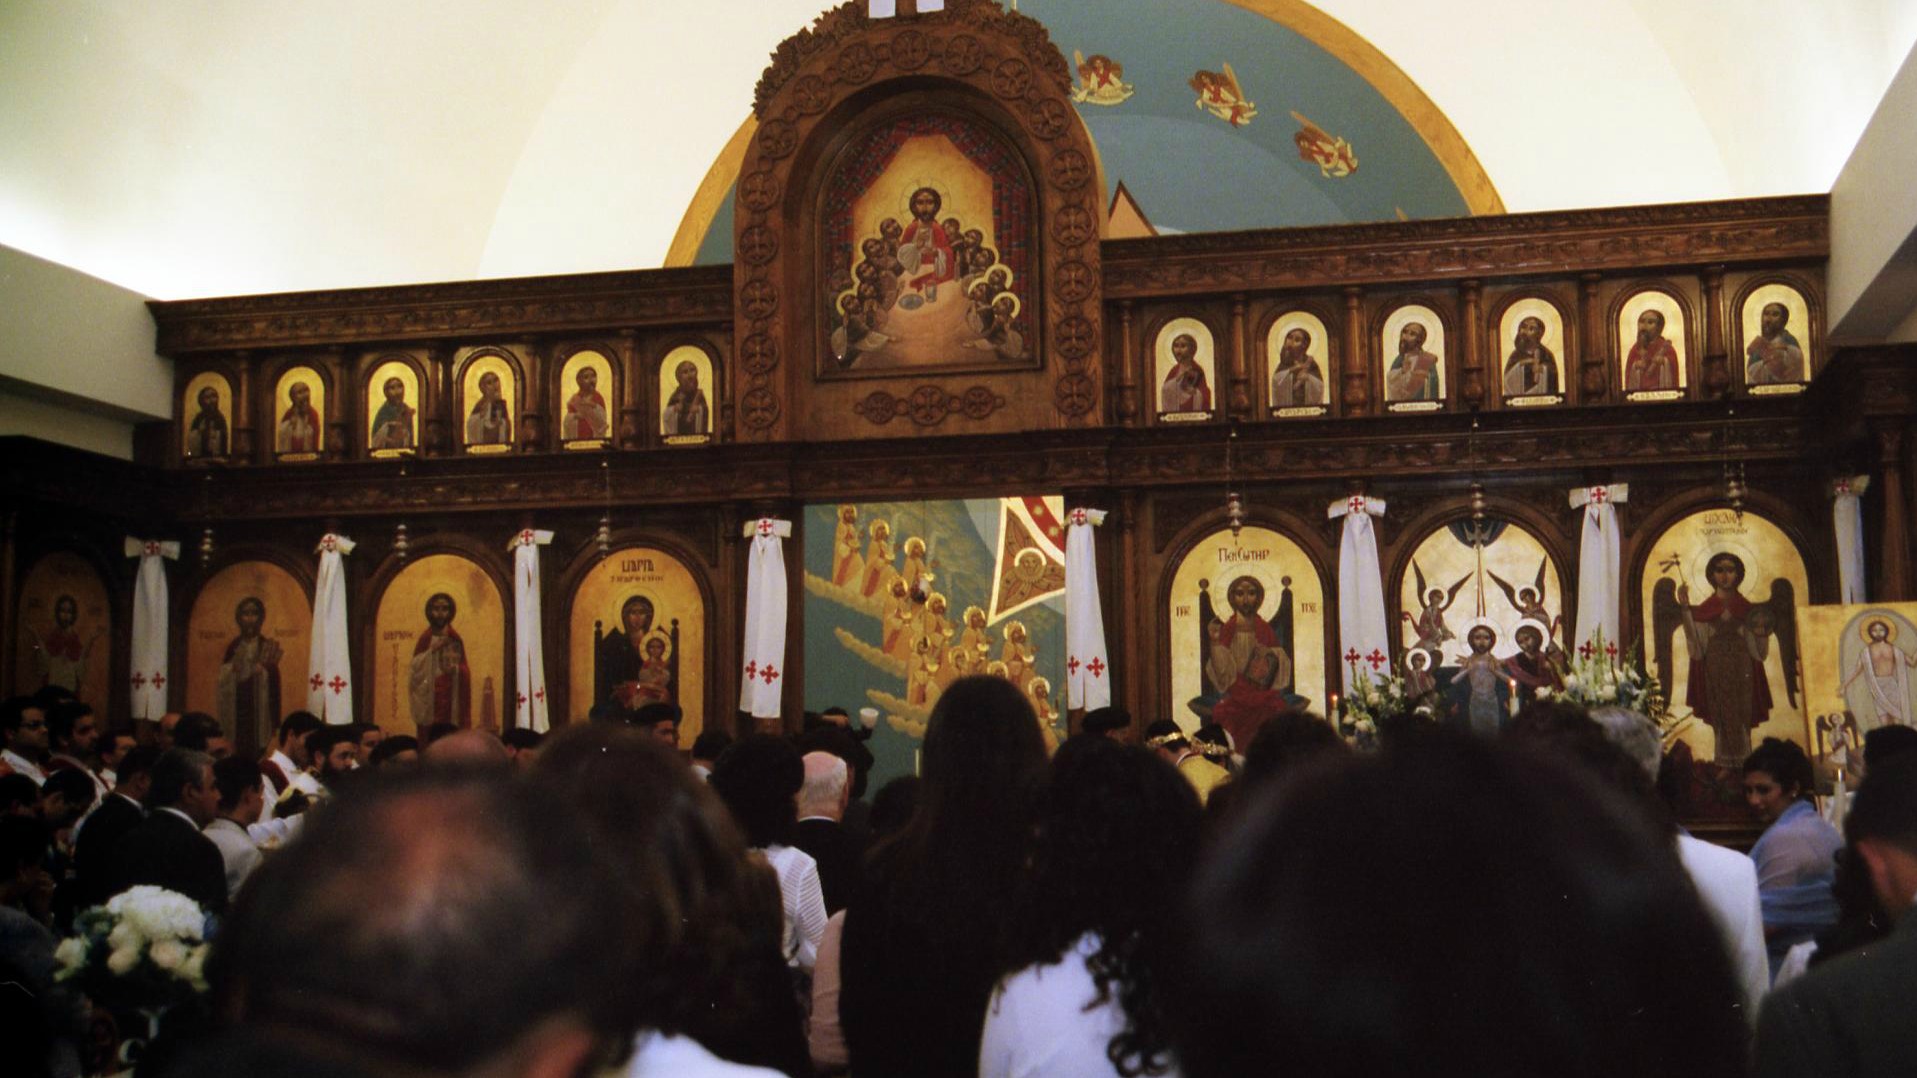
(1, 0, 1913, 301)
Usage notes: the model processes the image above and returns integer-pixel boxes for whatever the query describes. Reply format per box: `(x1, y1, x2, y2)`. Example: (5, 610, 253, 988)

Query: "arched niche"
(1635, 507, 1811, 823)
(733, 0, 1104, 442)
(568, 544, 709, 748)
(185, 560, 312, 753)
(13, 551, 113, 718)
(367, 552, 508, 738)
(1164, 523, 1328, 749)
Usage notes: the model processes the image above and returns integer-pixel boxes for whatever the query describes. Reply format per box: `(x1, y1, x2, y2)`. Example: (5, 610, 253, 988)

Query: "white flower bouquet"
(1337, 671, 1438, 750)
(1549, 629, 1667, 721)
(54, 886, 212, 1009)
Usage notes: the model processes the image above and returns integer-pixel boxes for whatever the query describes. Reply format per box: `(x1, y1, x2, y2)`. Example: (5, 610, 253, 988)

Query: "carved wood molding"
(1102, 196, 1829, 299)
(852, 385, 1008, 426)
(735, 0, 1102, 441)
(150, 267, 733, 355)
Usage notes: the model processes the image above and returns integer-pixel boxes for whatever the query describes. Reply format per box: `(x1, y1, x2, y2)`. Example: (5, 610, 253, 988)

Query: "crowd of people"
(0, 676, 1913, 1077)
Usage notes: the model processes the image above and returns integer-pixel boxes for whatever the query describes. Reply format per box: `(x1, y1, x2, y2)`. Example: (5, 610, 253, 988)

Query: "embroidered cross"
(1066, 656, 1081, 676)
(321, 535, 339, 552)
(329, 676, 347, 695)
(151, 673, 165, 688)
(760, 664, 780, 684)
(1345, 648, 1362, 666)
(311, 673, 325, 690)
(516, 692, 527, 707)
(757, 519, 775, 537)
(1835, 479, 1852, 495)
(1070, 508, 1089, 526)
(744, 660, 758, 680)
(1086, 657, 1106, 678)
(1346, 496, 1367, 516)
(131, 672, 147, 688)
(518, 529, 536, 546)
(143, 541, 160, 556)
(1605, 642, 1619, 660)
(1366, 649, 1387, 671)
(1578, 641, 1595, 660)
(1588, 486, 1608, 505)
(534, 688, 545, 702)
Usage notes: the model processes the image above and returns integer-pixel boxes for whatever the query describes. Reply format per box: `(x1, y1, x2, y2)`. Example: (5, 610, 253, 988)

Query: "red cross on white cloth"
(130, 672, 146, 688)
(1347, 496, 1367, 516)
(143, 541, 160, 556)
(329, 676, 347, 695)
(1588, 486, 1608, 505)
(1085, 657, 1105, 678)
(151, 672, 165, 688)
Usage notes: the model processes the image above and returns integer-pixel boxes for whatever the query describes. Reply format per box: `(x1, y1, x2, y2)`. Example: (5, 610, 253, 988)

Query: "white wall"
(1829, 43, 1917, 343)
(0, 243, 169, 458)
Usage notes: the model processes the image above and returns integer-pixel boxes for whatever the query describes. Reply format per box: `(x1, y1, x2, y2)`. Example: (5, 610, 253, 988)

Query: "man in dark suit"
(793, 750, 864, 915)
(70, 745, 160, 910)
(103, 748, 227, 914)
(1756, 754, 1917, 1076)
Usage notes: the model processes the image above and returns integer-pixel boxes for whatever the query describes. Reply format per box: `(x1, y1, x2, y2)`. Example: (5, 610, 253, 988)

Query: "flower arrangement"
(54, 886, 212, 1010)
(1547, 629, 1668, 722)
(1336, 671, 1438, 751)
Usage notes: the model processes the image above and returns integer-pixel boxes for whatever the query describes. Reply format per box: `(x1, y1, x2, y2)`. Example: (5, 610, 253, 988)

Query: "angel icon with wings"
(1651, 551, 1798, 764)
(1190, 63, 1257, 127)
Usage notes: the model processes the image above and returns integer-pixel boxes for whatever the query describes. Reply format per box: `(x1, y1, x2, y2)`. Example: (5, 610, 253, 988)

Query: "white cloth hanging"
(509, 528, 554, 732)
(1063, 507, 1111, 711)
(1568, 484, 1629, 652)
(740, 517, 792, 720)
(123, 538, 179, 720)
(307, 533, 356, 723)
(1832, 475, 1870, 604)
(1327, 495, 1390, 692)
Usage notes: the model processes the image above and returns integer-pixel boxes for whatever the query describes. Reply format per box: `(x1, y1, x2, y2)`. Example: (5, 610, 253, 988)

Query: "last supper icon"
(822, 114, 1037, 376)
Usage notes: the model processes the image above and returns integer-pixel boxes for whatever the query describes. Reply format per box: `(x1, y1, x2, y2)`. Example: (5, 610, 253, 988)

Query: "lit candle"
(1330, 692, 1341, 717)
(1508, 677, 1519, 718)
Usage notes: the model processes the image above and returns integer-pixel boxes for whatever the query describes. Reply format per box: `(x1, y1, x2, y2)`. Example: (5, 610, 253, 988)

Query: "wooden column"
(1341, 286, 1366, 416)
(523, 341, 551, 452)
(1228, 294, 1251, 419)
(1579, 273, 1607, 401)
(1115, 488, 1142, 731)
(231, 351, 256, 462)
(1116, 301, 1138, 424)
(619, 330, 646, 450)
(1878, 421, 1913, 600)
(1458, 279, 1484, 409)
(423, 346, 452, 457)
(1701, 265, 1730, 397)
(324, 349, 351, 461)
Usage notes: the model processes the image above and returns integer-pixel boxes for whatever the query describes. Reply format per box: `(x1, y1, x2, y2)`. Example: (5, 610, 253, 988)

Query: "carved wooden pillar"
(1458, 280, 1484, 409)
(230, 351, 256, 462)
(1115, 488, 1142, 733)
(1228, 294, 1251, 419)
(324, 349, 351, 461)
(619, 331, 646, 450)
(1879, 421, 1914, 600)
(523, 341, 551, 452)
(1116, 302, 1138, 424)
(423, 346, 452, 457)
(1579, 273, 1607, 401)
(1701, 265, 1730, 398)
(1341, 287, 1366, 416)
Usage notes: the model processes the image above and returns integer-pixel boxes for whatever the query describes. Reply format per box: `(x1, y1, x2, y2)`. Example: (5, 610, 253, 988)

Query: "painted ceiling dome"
(683, 0, 1497, 264)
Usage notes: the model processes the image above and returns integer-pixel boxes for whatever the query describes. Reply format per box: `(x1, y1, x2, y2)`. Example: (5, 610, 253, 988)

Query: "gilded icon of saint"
(466, 371, 512, 446)
(1746, 302, 1805, 385)
(1384, 321, 1441, 402)
(661, 360, 709, 436)
(27, 594, 103, 694)
(187, 385, 228, 458)
(1269, 326, 1325, 408)
(1160, 333, 1212, 414)
(1651, 552, 1800, 764)
(562, 365, 608, 441)
(370, 377, 415, 450)
(1840, 618, 1917, 728)
(1625, 309, 1681, 392)
(1502, 316, 1557, 397)
(409, 592, 471, 731)
(277, 381, 321, 454)
(217, 597, 282, 742)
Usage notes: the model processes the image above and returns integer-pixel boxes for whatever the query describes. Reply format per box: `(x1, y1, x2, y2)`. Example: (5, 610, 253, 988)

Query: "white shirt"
(260, 750, 322, 822)
(625, 1031, 783, 1077)
(203, 817, 263, 901)
(762, 843, 827, 971)
(981, 932, 1179, 1078)
(1676, 832, 1770, 1026)
(1, 749, 46, 785)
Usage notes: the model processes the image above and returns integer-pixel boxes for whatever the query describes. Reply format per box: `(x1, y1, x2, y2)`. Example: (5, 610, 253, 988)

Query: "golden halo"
(1857, 615, 1899, 645)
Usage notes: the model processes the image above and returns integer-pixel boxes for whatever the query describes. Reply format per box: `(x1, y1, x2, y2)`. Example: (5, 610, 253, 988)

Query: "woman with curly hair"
(839, 675, 1048, 1077)
(981, 735, 1200, 1077)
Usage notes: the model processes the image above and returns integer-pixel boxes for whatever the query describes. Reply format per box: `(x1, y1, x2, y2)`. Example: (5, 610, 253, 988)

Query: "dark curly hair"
(999, 736, 1200, 1076)
(709, 734, 803, 848)
(1743, 736, 1815, 801)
